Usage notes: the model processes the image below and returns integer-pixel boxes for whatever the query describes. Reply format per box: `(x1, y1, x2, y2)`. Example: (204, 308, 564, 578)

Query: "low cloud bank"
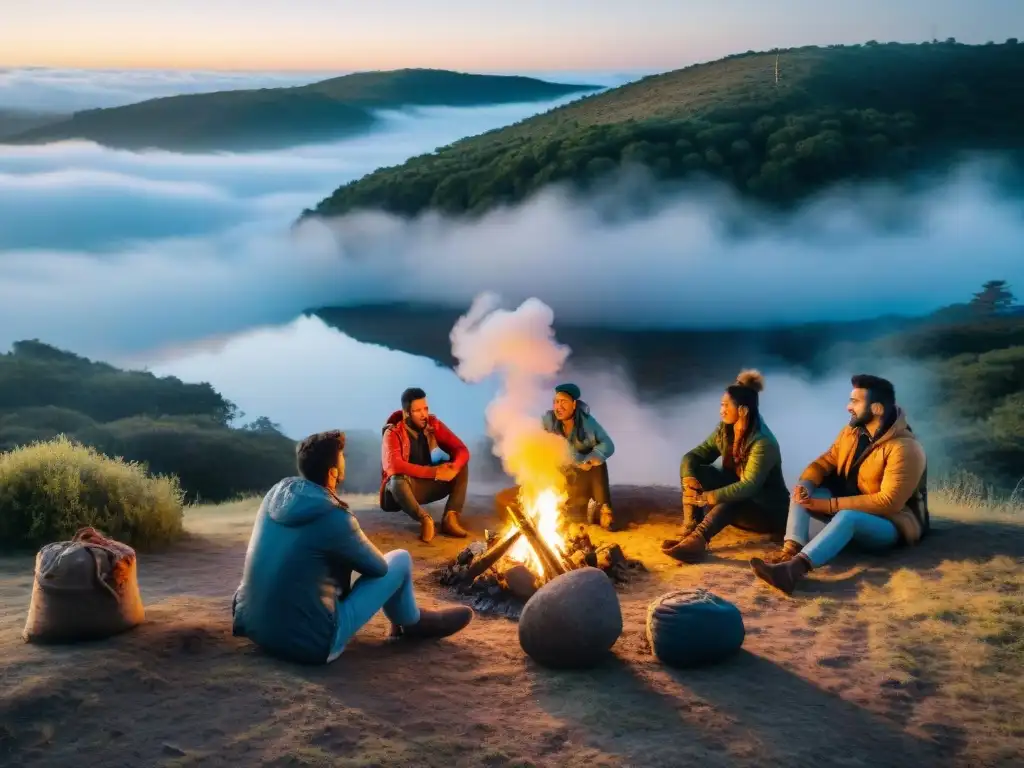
(0, 67, 335, 112)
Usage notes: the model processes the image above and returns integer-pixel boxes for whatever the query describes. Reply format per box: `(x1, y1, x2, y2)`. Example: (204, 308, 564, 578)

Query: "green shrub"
(0, 435, 184, 551)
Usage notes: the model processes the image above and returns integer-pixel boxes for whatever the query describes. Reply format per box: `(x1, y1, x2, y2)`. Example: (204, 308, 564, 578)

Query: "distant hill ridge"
(305, 40, 1024, 220)
(2, 68, 601, 152)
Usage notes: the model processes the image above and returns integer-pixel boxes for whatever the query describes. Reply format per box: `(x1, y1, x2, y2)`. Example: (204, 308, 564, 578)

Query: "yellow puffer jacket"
(799, 408, 928, 544)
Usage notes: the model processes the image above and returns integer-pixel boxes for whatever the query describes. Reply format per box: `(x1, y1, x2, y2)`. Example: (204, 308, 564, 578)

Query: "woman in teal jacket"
(663, 370, 789, 563)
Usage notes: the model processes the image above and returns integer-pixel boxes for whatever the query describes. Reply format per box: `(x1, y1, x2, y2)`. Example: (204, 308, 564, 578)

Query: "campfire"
(439, 488, 645, 619)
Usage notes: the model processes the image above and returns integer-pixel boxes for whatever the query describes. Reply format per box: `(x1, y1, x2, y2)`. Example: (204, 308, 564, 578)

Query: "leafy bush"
(0, 436, 184, 551)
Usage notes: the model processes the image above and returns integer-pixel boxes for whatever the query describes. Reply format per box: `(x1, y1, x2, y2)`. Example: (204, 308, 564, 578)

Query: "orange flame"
(505, 487, 568, 578)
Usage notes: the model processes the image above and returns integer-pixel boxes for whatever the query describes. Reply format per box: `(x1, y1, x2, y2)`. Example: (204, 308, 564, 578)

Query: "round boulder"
(518, 567, 622, 669)
(646, 589, 745, 668)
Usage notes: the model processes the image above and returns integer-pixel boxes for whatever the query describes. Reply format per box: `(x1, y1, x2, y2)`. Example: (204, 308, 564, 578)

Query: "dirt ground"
(1, 486, 1022, 768)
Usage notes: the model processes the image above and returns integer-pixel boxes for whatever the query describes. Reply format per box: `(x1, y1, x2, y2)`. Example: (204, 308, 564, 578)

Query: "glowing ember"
(504, 487, 568, 578)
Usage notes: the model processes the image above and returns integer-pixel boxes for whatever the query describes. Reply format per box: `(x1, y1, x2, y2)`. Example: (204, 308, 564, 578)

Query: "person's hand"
(435, 463, 458, 482)
(683, 487, 714, 507)
(799, 496, 832, 515)
(791, 484, 811, 504)
(578, 458, 601, 471)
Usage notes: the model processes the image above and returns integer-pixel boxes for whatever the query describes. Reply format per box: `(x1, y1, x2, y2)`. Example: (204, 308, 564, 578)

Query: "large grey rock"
(518, 567, 622, 669)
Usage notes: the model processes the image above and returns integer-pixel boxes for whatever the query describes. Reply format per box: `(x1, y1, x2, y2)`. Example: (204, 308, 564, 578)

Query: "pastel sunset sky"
(4, 0, 1023, 71)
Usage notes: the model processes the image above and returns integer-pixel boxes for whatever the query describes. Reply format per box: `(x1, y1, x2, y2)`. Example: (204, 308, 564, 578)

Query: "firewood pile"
(437, 523, 645, 619)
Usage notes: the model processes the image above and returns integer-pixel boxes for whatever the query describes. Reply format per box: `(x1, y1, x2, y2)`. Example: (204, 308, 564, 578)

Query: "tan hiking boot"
(441, 510, 468, 538)
(419, 514, 435, 543)
(395, 606, 473, 640)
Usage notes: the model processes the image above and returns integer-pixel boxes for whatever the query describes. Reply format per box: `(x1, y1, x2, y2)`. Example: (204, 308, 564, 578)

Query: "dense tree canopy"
(308, 41, 1024, 220)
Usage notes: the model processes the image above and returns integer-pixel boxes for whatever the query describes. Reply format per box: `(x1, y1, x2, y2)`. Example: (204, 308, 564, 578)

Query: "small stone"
(162, 744, 187, 757)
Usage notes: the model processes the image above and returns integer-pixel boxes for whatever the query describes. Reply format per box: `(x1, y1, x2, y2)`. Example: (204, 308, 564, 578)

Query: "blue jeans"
(327, 549, 421, 662)
(786, 486, 899, 568)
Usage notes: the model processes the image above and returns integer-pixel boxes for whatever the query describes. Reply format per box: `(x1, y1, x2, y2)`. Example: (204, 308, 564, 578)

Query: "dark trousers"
(494, 462, 612, 522)
(382, 464, 469, 521)
(684, 465, 786, 540)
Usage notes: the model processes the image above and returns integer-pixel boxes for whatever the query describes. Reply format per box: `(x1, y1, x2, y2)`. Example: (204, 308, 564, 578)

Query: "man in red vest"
(380, 387, 471, 543)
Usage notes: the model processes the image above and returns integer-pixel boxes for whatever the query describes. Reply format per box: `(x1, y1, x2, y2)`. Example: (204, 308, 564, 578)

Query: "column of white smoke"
(450, 292, 572, 493)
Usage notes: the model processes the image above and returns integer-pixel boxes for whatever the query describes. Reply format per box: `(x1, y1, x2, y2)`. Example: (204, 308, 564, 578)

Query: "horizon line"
(0, 62, 666, 75)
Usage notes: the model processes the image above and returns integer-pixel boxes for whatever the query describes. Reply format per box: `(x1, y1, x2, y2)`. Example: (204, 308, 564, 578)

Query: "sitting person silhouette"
(232, 430, 472, 664)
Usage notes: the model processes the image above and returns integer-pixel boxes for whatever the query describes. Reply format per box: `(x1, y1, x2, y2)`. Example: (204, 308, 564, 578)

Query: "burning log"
(506, 505, 567, 579)
(465, 528, 523, 580)
(504, 564, 539, 601)
(436, 493, 647, 620)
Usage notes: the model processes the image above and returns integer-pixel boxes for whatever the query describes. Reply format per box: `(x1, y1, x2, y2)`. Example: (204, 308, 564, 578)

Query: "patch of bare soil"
(1, 487, 1022, 767)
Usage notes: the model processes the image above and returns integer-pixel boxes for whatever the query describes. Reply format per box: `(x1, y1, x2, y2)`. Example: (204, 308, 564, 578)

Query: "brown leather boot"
(762, 540, 803, 564)
(394, 606, 473, 640)
(418, 514, 435, 543)
(749, 553, 812, 595)
(441, 510, 468, 538)
(662, 503, 699, 549)
(663, 532, 708, 564)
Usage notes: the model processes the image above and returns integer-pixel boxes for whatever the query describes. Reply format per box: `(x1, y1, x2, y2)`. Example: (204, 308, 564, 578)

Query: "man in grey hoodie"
(232, 430, 472, 664)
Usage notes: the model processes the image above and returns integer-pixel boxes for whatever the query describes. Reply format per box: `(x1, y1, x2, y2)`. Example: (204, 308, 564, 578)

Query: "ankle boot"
(441, 510, 468, 538)
(418, 513, 435, 543)
(749, 553, 812, 595)
(663, 531, 708, 564)
(763, 540, 803, 565)
(598, 504, 615, 531)
(394, 606, 473, 640)
(662, 503, 700, 549)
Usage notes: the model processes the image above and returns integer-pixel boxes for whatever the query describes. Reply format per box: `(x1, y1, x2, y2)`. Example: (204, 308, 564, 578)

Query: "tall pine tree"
(970, 280, 1015, 315)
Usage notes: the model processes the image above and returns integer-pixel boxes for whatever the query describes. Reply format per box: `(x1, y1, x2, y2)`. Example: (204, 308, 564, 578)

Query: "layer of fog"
(0, 97, 595, 356)
(0, 67, 338, 112)
(315, 160, 1024, 327)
